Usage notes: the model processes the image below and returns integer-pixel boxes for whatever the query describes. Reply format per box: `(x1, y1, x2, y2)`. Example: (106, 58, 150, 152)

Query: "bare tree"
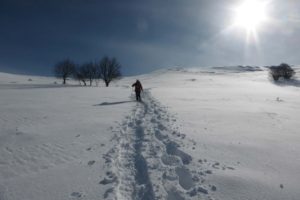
(97, 56, 122, 87)
(54, 59, 76, 84)
(74, 65, 88, 86)
(269, 63, 295, 81)
(74, 62, 97, 86)
(83, 62, 96, 86)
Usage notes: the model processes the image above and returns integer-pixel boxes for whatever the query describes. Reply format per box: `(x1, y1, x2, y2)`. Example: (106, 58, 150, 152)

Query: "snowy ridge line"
(101, 90, 218, 200)
(0, 84, 80, 90)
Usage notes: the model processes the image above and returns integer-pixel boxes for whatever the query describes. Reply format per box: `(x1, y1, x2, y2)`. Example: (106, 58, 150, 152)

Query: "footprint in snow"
(167, 187, 185, 200)
(176, 166, 194, 190)
(86, 147, 92, 151)
(70, 192, 83, 198)
(166, 141, 192, 165)
(210, 185, 217, 191)
(87, 160, 95, 166)
(103, 188, 114, 198)
(99, 172, 117, 185)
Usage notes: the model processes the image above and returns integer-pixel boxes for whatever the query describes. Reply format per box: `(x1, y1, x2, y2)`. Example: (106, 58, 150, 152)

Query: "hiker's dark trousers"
(135, 91, 141, 101)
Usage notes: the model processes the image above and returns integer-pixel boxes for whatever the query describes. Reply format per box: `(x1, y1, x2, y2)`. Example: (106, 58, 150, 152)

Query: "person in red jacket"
(132, 80, 143, 101)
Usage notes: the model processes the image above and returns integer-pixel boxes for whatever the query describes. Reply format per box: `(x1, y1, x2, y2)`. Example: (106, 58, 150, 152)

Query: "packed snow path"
(101, 90, 216, 200)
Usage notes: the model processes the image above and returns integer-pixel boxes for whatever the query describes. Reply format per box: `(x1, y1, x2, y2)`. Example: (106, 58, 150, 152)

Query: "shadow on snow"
(93, 100, 134, 106)
(273, 78, 300, 87)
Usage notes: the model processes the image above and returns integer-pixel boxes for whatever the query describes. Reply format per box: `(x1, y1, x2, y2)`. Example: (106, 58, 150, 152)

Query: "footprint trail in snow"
(101, 90, 217, 200)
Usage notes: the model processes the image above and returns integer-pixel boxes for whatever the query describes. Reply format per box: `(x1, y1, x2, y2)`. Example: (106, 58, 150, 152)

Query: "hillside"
(0, 67, 300, 200)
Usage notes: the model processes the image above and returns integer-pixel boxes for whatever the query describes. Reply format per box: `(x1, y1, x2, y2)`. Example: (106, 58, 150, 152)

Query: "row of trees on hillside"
(54, 56, 121, 87)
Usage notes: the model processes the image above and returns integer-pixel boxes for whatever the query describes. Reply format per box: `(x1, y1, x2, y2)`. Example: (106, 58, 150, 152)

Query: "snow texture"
(1, 67, 300, 200)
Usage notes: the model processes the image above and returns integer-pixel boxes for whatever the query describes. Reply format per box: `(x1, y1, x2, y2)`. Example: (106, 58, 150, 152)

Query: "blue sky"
(1, 0, 300, 76)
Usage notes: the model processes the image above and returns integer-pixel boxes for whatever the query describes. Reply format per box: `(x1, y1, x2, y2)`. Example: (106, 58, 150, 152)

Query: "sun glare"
(234, 0, 268, 32)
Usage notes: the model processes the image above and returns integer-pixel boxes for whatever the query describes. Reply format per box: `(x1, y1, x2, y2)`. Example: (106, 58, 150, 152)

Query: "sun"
(234, 0, 269, 32)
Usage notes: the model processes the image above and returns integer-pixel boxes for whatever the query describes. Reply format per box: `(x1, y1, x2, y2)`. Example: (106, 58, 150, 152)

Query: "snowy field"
(0, 67, 300, 200)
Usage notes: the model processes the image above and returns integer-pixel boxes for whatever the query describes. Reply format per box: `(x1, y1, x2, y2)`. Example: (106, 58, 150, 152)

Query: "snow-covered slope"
(0, 68, 300, 200)
(0, 72, 78, 89)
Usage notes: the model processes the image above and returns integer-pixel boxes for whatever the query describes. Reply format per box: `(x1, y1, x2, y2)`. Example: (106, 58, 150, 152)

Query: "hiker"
(132, 80, 143, 101)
